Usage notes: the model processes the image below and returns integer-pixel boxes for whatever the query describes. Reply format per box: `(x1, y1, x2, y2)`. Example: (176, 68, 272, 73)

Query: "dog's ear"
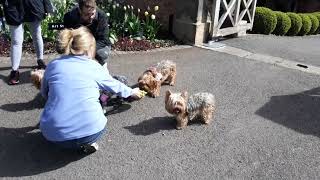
(181, 91, 188, 99)
(165, 90, 171, 104)
(138, 79, 145, 85)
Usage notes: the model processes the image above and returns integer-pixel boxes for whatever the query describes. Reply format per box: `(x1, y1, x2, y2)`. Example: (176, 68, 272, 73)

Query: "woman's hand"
(130, 88, 147, 100)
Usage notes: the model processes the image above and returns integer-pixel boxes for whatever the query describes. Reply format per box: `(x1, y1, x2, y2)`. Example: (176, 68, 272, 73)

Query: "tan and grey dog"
(165, 90, 216, 130)
(30, 69, 45, 89)
(138, 60, 176, 97)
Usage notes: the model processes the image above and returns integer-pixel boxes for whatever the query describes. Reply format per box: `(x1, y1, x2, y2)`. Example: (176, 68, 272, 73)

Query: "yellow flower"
(154, 6, 159, 11)
(151, 14, 156, 20)
(123, 6, 127, 10)
(145, 11, 149, 16)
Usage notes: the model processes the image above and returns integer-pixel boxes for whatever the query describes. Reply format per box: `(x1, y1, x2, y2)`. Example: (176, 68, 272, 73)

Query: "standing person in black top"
(63, 0, 111, 66)
(0, 0, 53, 85)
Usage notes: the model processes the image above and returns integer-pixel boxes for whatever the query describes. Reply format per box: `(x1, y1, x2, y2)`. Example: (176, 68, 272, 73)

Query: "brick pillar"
(173, 0, 211, 45)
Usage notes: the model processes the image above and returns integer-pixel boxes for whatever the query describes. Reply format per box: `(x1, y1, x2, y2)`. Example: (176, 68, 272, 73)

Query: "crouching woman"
(40, 26, 142, 154)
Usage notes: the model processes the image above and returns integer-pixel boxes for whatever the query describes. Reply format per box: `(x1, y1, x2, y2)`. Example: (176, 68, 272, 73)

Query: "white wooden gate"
(210, 0, 257, 38)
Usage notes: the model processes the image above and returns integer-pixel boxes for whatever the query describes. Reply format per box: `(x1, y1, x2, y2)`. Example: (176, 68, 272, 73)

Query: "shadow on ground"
(256, 87, 320, 137)
(0, 126, 87, 177)
(0, 93, 45, 112)
(0, 66, 34, 85)
(124, 116, 176, 136)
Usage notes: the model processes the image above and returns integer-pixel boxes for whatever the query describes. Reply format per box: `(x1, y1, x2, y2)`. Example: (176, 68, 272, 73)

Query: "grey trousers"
(9, 21, 44, 70)
(96, 46, 111, 66)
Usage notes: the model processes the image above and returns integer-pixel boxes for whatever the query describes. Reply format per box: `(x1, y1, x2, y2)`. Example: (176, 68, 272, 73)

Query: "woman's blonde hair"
(56, 26, 96, 57)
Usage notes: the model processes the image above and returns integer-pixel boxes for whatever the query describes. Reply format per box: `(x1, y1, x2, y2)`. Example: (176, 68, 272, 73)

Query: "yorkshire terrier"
(138, 60, 176, 97)
(30, 69, 45, 89)
(165, 90, 216, 130)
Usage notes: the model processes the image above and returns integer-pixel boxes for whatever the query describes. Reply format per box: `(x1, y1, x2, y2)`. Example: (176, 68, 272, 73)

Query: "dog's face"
(165, 90, 188, 115)
(30, 69, 44, 90)
(138, 71, 161, 97)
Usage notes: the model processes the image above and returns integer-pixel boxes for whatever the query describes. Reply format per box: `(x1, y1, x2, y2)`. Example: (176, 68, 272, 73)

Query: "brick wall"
(124, 0, 176, 31)
(297, 0, 320, 13)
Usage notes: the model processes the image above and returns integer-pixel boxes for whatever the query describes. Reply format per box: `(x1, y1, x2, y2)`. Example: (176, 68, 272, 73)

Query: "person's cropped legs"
(8, 24, 23, 85)
(96, 46, 111, 66)
(9, 24, 24, 71)
(28, 21, 45, 69)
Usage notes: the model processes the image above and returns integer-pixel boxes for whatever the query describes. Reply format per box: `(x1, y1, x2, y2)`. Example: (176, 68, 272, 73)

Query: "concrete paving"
(221, 34, 320, 67)
(0, 43, 319, 179)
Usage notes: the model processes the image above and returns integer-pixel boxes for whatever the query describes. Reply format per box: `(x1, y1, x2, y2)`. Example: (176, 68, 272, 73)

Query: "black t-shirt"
(64, 7, 111, 50)
(1, 0, 24, 25)
(23, 0, 46, 22)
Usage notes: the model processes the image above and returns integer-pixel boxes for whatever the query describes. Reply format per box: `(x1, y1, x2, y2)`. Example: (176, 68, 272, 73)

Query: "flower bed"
(0, 0, 178, 57)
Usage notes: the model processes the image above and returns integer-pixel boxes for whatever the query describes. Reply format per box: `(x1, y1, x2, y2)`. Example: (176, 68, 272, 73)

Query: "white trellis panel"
(211, 0, 257, 38)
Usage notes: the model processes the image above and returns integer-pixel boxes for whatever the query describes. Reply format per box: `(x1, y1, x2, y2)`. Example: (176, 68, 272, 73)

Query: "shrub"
(307, 14, 319, 35)
(0, 34, 10, 56)
(298, 14, 312, 36)
(142, 12, 161, 40)
(253, 7, 277, 34)
(273, 11, 291, 36)
(99, 1, 161, 43)
(24, 0, 76, 42)
(313, 13, 320, 34)
(286, 13, 302, 36)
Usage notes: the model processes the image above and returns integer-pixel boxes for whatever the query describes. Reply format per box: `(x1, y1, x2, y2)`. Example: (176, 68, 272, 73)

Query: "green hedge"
(286, 13, 303, 36)
(307, 14, 319, 35)
(313, 13, 320, 34)
(252, 7, 320, 36)
(298, 14, 312, 36)
(253, 7, 277, 34)
(273, 11, 291, 35)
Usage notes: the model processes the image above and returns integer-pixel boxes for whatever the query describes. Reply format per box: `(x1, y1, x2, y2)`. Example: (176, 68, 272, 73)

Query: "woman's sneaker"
(79, 142, 99, 154)
(8, 70, 20, 85)
(37, 59, 46, 69)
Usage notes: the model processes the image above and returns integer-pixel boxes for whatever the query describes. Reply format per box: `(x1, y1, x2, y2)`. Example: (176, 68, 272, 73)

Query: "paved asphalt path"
(222, 34, 320, 67)
(0, 46, 319, 179)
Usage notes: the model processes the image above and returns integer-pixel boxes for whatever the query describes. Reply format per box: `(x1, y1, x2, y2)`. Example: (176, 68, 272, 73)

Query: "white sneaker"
(80, 142, 99, 154)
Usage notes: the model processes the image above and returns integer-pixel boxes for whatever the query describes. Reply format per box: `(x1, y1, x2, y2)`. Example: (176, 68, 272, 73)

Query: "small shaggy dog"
(138, 60, 176, 97)
(165, 90, 216, 130)
(30, 69, 45, 89)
